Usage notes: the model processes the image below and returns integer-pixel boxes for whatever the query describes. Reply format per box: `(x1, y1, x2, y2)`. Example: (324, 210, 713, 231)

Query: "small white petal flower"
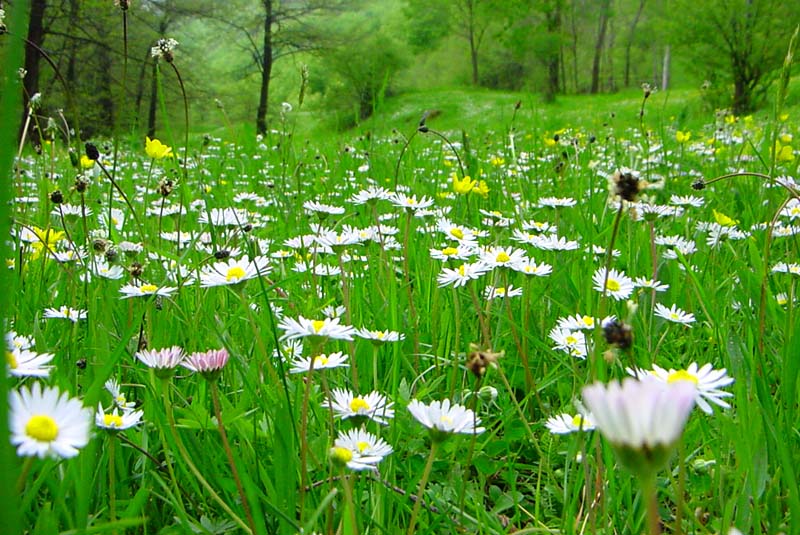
(407, 398, 484, 436)
(545, 413, 596, 434)
(323, 388, 395, 424)
(654, 303, 696, 326)
(330, 428, 393, 471)
(592, 267, 635, 301)
(289, 352, 350, 373)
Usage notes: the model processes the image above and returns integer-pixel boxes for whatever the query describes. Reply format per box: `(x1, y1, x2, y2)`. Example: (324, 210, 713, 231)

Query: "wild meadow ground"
(2, 88, 800, 535)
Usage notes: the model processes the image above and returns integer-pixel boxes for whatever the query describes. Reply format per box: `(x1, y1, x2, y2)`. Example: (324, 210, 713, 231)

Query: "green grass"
(3, 50, 800, 535)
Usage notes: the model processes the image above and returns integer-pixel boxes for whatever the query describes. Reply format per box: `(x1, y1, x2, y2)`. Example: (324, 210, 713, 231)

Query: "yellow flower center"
(103, 413, 124, 428)
(439, 414, 453, 425)
(356, 441, 369, 453)
(581, 315, 595, 327)
(450, 228, 464, 240)
(565, 335, 578, 345)
(139, 284, 158, 294)
(26, 414, 59, 442)
(314, 355, 329, 367)
(571, 415, 586, 428)
(496, 252, 511, 263)
(374, 331, 385, 339)
(312, 320, 326, 333)
(350, 397, 370, 412)
(606, 279, 621, 292)
(226, 266, 246, 282)
(331, 446, 353, 464)
(442, 247, 459, 256)
(6, 351, 18, 369)
(667, 370, 699, 385)
(458, 265, 466, 277)
(495, 288, 506, 296)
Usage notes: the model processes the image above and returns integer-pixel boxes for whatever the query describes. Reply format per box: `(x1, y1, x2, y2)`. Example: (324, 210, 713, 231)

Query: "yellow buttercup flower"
(712, 209, 738, 227)
(474, 180, 490, 199)
(775, 140, 795, 163)
(145, 136, 173, 159)
(676, 131, 691, 143)
(452, 174, 476, 195)
(79, 155, 95, 169)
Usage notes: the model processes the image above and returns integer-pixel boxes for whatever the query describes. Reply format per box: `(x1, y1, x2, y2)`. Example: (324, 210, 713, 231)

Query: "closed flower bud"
(50, 190, 64, 204)
(85, 142, 100, 161)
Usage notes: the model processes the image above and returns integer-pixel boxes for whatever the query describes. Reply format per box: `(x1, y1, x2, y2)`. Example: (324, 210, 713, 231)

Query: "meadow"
(3, 31, 800, 535)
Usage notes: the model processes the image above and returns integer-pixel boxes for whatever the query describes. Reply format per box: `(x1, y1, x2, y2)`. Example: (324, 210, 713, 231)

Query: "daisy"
(43, 306, 87, 322)
(669, 194, 704, 208)
(484, 285, 524, 300)
(654, 303, 696, 325)
(6, 348, 55, 378)
(436, 261, 491, 287)
(592, 267, 635, 301)
(556, 314, 614, 331)
(407, 398, 484, 437)
(272, 339, 304, 361)
(135, 346, 185, 371)
(480, 246, 527, 270)
(538, 196, 577, 208)
(530, 235, 580, 251)
(634, 277, 669, 292)
(95, 404, 143, 431)
(322, 305, 347, 319)
(512, 259, 553, 277)
(10, 382, 92, 458)
(330, 428, 393, 471)
(323, 388, 395, 424)
(6, 331, 34, 351)
(105, 378, 137, 412)
(354, 328, 405, 344)
(303, 201, 345, 216)
(119, 282, 177, 299)
(198, 207, 252, 227)
(389, 192, 435, 211)
(429, 244, 475, 261)
(545, 413, 596, 434)
(548, 327, 589, 359)
(88, 258, 126, 280)
(772, 262, 800, 276)
(349, 185, 392, 204)
(289, 352, 350, 373)
(582, 378, 696, 476)
(199, 256, 272, 287)
(631, 362, 733, 414)
(278, 316, 355, 341)
(182, 348, 230, 380)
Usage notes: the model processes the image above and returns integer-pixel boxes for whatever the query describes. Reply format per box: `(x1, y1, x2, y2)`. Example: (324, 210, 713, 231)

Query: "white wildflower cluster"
(151, 37, 178, 60)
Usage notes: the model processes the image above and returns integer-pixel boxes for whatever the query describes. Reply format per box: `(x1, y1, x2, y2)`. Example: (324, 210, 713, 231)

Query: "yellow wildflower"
(145, 136, 173, 159)
(676, 131, 691, 143)
(474, 180, 490, 199)
(712, 209, 738, 227)
(80, 155, 95, 169)
(452, 174, 476, 195)
(775, 140, 795, 163)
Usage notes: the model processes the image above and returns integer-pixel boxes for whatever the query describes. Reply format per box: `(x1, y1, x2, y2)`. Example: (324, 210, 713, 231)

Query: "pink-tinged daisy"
(182, 348, 230, 380)
(135, 346, 185, 371)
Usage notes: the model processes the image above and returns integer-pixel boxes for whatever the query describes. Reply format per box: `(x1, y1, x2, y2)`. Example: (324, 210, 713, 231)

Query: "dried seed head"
(50, 190, 64, 204)
(466, 344, 504, 377)
(613, 169, 642, 202)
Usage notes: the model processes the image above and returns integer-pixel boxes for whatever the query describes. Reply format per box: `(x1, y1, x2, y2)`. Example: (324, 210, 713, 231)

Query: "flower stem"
(163, 378, 252, 534)
(643, 476, 661, 535)
(406, 441, 439, 535)
(15, 457, 34, 494)
(210, 381, 257, 535)
(108, 433, 118, 535)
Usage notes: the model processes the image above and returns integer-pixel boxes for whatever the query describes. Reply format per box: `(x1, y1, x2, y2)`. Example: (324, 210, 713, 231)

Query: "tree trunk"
(467, 0, 479, 85)
(623, 0, 646, 87)
(147, 57, 158, 138)
(661, 44, 670, 90)
(590, 0, 610, 94)
(65, 0, 80, 91)
(569, 0, 578, 92)
(545, 0, 562, 101)
(20, 0, 47, 141)
(256, 0, 274, 135)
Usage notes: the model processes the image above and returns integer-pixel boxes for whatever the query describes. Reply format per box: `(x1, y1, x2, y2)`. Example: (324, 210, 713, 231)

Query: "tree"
(673, 0, 800, 114)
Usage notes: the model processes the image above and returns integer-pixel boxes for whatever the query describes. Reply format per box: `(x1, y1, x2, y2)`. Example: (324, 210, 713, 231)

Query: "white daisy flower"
(429, 244, 476, 261)
(289, 352, 350, 373)
(303, 201, 345, 215)
(95, 404, 143, 430)
(512, 259, 553, 277)
(631, 362, 734, 414)
(10, 382, 92, 458)
(771, 262, 800, 276)
(354, 328, 405, 344)
(6, 348, 55, 378)
(479, 246, 528, 270)
(277, 316, 355, 341)
(135, 346, 186, 370)
(538, 196, 577, 208)
(88, 258, 126, 280)
(592, 267, 635, 301)
(199, 255, 272, 287)
(330, 428, 393, 471)
(104, 378, 137, 412)
(654, 303, 696, 325)
(389, 192, 434, 211)
(43, 306, 88, 322)
(119, 282, 177, 299)
(634, 277, 669, 292)
(323, 388, 395, 424)
(582, 377, 696, 449)
(556, 314, 615, 331)
(548, 327, 589, 359)
(484, 285, 524, 300)
(407, 398, 484, 436)
(6, 331, 34, 351)
(545, 413, 596, 434)
(436, 261, 491, 288)
(530, 234, 580, 251)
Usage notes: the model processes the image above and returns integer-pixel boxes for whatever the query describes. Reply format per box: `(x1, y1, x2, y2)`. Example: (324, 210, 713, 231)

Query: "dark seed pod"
(50, 190, 64, 204)
(76, 358, 87, 369)
(85, 142, 100, 161)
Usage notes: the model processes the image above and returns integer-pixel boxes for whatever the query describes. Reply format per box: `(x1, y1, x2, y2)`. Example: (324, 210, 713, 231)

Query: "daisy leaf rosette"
(582, 378, 696, 479)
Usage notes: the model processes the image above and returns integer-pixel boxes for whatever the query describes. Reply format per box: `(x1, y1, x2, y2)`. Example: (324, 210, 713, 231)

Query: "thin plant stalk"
(210, 381, 257, 535)
(406, 441, 439, 535)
